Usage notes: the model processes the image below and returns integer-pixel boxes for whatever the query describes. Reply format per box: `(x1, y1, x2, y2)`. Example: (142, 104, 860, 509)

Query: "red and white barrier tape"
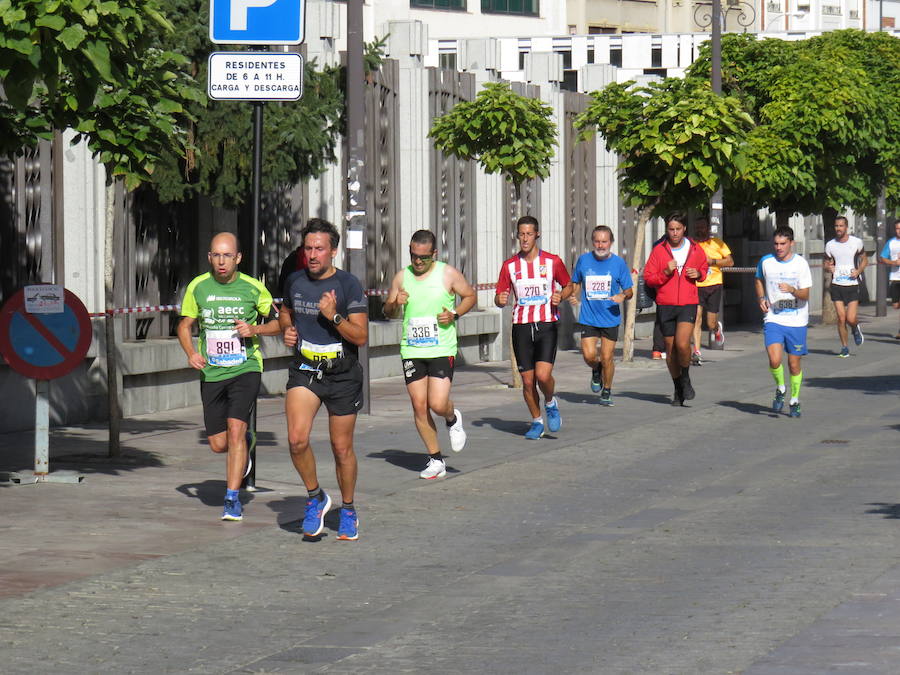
(87, 268, 824, 318)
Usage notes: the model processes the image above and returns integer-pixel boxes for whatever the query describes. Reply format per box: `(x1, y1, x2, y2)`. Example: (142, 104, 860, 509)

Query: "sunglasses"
(409, 251, 434, 262)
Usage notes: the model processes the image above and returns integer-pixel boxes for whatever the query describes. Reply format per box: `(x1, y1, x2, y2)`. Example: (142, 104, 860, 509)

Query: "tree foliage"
(574, 77, 754, 214)
(687, 30, 900, 214)
(0, 0, 199, 189)
(429, 81, 557, 191)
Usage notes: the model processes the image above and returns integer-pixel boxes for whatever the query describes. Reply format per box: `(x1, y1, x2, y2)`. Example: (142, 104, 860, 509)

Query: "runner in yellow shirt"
(692, 217, 733, 364)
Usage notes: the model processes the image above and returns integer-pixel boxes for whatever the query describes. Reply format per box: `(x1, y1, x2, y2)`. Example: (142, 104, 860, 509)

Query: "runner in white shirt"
(824, 215, 867, 357)
(878, 219, 900, 340)
(755, 225, 812, 419)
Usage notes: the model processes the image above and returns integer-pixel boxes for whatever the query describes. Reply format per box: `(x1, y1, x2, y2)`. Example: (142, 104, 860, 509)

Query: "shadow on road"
(616, 391, 672, 405)
(2, 444, 165, 475)
(716, 400, 779, 417)
(804, 374, 899, 394)
(557, 391, 601, 405)
(807, 348, 843, 356)
(176, 479, 257, 508)
(366, 448, 461, 476)
(865, 503, 900, 519)
(470, 417, 529, 436)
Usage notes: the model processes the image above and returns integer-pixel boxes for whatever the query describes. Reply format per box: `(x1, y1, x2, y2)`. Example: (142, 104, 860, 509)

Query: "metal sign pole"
(244, 100, 264, 491)
(35, 379, 50, 475)
(346, 0, 369, 414)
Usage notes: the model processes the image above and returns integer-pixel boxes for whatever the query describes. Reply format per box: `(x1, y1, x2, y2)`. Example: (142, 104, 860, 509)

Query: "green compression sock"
(790, 371, 803, 403)
(770, 365, 785, 392)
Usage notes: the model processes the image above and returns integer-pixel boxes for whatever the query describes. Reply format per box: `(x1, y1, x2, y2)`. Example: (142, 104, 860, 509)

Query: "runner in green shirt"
(384, 230, 476, 480)
(177, 232, 280, 522)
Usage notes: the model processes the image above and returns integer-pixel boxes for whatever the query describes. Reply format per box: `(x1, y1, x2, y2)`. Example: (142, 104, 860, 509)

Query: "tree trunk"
(508, 177, 523, 388)
(621, 206, 654, 362)
(821, 207, 838, 326)
(105, 181, 121, 457)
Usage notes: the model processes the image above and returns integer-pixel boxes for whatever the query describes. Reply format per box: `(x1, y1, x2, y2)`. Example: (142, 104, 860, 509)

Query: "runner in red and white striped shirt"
(495, 216, 573, 440)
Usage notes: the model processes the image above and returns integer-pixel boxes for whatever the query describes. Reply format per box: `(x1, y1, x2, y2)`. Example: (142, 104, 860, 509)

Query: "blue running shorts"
(763, 323, 808, 356)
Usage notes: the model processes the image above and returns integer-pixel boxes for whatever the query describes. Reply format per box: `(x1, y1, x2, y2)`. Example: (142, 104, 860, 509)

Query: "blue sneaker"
(545, 402, 561, 432)
(599, 388, 614, 406)
(772, 389, 785, 412)
(852, 324, 864, 346)
(222, 498, 242, 521)
(838, 346, 850, 358)
(337, 508, 359, 541)
(789, 402, 802, 418)
(302, 491, 332, 536)
(525, 421, 545, 440)
(590, 366, 602, 393)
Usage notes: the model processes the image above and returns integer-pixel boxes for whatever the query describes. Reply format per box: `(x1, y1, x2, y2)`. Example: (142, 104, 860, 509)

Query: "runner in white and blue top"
(878, 219, 900, 339)
(755, 225, 812, 418)
(570, 225, 633, 405)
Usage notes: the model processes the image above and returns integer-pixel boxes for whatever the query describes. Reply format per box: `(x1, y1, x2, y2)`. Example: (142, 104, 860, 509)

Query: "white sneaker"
(447, 409, 466, 453)
(419, 457, 447, 480)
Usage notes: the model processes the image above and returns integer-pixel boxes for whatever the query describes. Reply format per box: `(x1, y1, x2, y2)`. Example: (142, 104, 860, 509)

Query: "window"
(556, 50, 572, 70)
(482, 0, 539, 16)
(588, 26, 617, 34)
(610, 46, 622, 67)
(439, 53, 458, 70)
(412, 0, 465, 9)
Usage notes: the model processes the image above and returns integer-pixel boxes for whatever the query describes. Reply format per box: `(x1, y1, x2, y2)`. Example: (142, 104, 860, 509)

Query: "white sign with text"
(208, 52, 304, 101)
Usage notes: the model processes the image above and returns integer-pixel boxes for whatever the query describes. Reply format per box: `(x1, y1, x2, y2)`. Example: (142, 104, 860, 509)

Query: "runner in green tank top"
(384, 230, 476, 479)
(400, 261, 457, 359)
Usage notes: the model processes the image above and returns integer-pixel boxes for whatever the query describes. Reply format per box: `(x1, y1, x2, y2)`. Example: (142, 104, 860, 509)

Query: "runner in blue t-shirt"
(570, 226, 634, 406)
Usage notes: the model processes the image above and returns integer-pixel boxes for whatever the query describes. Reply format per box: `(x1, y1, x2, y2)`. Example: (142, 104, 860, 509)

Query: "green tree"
(575, 77, 753, 360)
(429, 81, 557, 198)
(0, 0, 198, 188)
(687, 30, 899, 219)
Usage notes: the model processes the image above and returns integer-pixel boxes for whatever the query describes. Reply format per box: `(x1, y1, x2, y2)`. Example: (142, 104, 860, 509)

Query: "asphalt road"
(1, 310, 898, 673)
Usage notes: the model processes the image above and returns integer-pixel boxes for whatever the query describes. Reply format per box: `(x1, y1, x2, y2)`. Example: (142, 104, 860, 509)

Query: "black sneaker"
(772, 389, 785, 412)
(599, 388, 614, 406)
(671, 380, 684, 406)
(680, 372, 695, 401)
(590, 365, 602, 393)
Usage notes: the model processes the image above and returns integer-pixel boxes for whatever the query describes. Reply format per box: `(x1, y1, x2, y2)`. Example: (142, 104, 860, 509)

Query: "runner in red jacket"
(643, 213, 709, 405)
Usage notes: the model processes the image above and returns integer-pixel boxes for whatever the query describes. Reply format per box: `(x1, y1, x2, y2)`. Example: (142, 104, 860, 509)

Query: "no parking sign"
(0, 285, 92, 380)
(0, 285, 93, 484)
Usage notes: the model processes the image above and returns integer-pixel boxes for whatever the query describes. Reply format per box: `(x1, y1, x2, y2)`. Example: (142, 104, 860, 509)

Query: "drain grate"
(821, 439, 850, 444)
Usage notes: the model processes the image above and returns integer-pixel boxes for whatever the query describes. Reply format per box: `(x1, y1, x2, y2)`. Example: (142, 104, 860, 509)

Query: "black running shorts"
(697, 284, 723, 313)
(512, 321, 558, 372)
(580, 325, 619, 342)
(402, 356, 455, 385)
(830, 284, 860, 305)
(287, 361, 364, 416)
(655, 304, 697, 338)
(200, 371, 261, 437)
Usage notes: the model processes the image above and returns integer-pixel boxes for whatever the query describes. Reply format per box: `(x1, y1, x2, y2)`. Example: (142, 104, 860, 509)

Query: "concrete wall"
(0, 311, 501, 433)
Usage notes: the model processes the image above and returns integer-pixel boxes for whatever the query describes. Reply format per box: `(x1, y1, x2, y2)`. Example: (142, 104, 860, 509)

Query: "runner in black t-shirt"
(279, 219, 368, 541)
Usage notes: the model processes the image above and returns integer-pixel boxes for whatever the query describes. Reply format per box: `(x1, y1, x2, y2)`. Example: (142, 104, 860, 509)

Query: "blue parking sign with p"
(210, 0, 305, 45)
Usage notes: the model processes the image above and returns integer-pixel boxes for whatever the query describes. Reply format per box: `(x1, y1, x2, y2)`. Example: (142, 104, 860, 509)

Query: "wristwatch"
(451, 310, 459, 321)
(333, 313, 344, 326)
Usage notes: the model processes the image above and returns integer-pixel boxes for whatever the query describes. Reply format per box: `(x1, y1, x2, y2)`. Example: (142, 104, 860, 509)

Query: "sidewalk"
(1, 308, 898, 673)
